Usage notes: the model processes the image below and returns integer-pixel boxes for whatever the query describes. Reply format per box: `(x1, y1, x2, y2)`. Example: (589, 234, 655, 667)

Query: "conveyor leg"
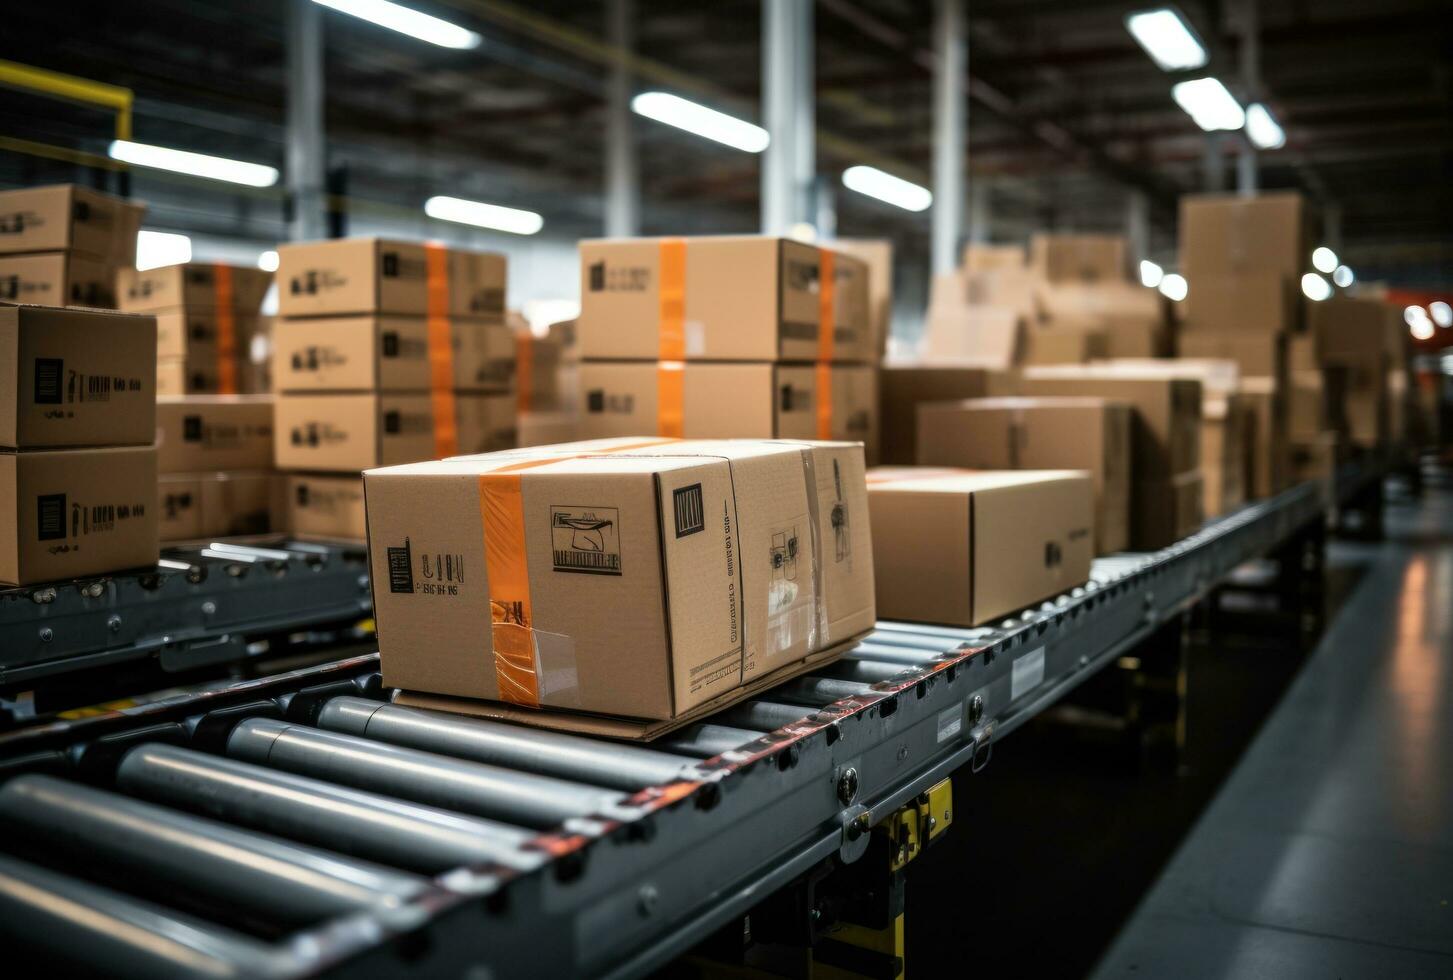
(1338, 474, 1385, 541)
(1122, 613, 1189, 771)
(1274, 518, 1327, 649)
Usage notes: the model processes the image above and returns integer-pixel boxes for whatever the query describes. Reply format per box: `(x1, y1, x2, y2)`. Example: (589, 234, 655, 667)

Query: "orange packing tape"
(213, 264, 237, 395)
(817, 248, 835, 364)
(658, 361, 685, 438)
(815, 362, 833, 440)
(516, 332, 534, 414)
(659, 238, 686, 361)
(479, 470, 540, 707)
(425, 243, 458, 458)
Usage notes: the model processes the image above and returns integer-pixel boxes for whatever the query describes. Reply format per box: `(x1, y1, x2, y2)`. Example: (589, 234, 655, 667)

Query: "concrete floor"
(1092, 486, 1453, 978)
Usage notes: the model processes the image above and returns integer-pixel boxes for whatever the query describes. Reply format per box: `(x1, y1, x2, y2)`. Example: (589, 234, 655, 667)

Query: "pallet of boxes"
(1178, 191, 1305, 499)
(575, 237, 879, 460)
(273, 238, 517, 541)
(116, 262, 273, 396)
(0, 184, 143, 310)
(1, 302, 158, 585)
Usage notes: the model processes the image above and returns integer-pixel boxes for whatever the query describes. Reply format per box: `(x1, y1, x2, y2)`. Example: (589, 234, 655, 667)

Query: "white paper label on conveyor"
(1011, 646, 1046, 700)
(936, 705, 962, 744)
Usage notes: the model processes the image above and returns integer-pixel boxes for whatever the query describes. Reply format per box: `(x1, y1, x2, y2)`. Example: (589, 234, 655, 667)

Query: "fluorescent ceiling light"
(425, 195, 543, 235)
(1171, 78, 1245, 132)
(1139, 259, 1164, 289)
(1245, 103, 1286, 150)
(1158, 273, 1188, 301)
(1311, 246, 1338, 274)
(1404, 305, 1430, 328)
(631, 92, 769, 153)
(1430, 300, 1452, 328)
(1125, 8, 1208, 71)
(136, 230, 192, 272)
(257, 250, 280, 273)
(841, 166, 932, 212)
(109, 140, 279, 188)
(1332, 264, 1354, 288)
(310, 0, 481, 48)
(1301, 273, 1331, 302)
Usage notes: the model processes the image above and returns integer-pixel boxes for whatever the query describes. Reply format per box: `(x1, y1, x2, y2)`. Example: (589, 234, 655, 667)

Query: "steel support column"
(1126, 191, 1150, 270)
(604, 0, 639, 237)
(968, 177, 990, 245)
(761, 0, 814, 236)
(931, 0, 965, 275)
(1238, 0, 1261, 195)
(1202, 133, 1226, 193)
(286, 0, 326, 242)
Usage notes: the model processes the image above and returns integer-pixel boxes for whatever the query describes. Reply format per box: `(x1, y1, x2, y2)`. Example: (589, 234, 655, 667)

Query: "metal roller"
(775, 676, 877, 706)
(117, 744, 542, 875)
(714, 700, 815, 731)
(858, 633, 959, 652)
(656, 724, 761, 758)
(848, 642, 950, 666)
(0, 853, 291, 979)
(229, 718, 634, 830)
(319, 697, 702, 791)
(0, 775, 431, 927)
(828, 658, 916, 684)
(873, 622, 995, 644)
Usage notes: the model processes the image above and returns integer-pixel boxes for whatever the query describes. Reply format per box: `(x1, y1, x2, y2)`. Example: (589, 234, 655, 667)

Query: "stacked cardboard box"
(117, 262, 272, 396)
(155, 396, 276, 542)
(923, 244, 1033, 364)
(1309, 297, 1401, 450)
(365, 438, 875, 737)
(915, 396, 1132, 554)
(878, 364, 1019, 465)
(0, 185, 144, 309)
(1, 303, 158, 584)
(273, 238, 516, 539)
(576, 237, 879, 461)
(1021, 365, 1203, 550)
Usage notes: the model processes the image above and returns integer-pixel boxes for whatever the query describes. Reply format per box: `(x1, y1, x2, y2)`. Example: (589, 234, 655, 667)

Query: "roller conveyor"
(0, 467, 1368, 978)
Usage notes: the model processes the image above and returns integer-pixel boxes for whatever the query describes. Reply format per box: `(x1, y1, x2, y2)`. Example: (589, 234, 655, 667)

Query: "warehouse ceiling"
(2, 0, 1449, 285)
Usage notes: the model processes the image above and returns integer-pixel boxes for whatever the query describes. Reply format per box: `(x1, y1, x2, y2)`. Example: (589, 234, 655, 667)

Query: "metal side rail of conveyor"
(0, 468, 1360, 979)
(0, 539, 373, 702)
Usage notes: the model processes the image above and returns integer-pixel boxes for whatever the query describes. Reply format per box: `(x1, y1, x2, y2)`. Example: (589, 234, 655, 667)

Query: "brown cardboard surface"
(367, 453, 822, 719)
(578, 361, 877, 450)
(158, 470, 274, 542)
(577, 237, 872, 362)
(285, 472, 366, 540)
(1182, 272, 1300, 335)
(517, 411, 580, 448)
(0, 185, 134, 259)
(0, 445, 158, 585)
(155, 395, 274, 473)
(275, 316, 515, 392)
(830, 239, 893, 360)
(923, 305, 1025, 365)
(866, 468, 1094, 626)
(917, 396, 1131, 554)
(1021, 367, 1202, 480)
(963, 268, 1038, 319)
(0, 252, 117, 309)
(1201, 394, 1249, 517)
(1180, 192, 1307, 280)
(1240, 377, 1290, 498)
(1177, 331, 1288, 380)
(1026, 326, 1106, 365)
(1028, 234, 1126, 283)
(446, 250, 507, 321)
(962, 243, 1026, 272)
(1311, 297, 1396, 361)
(156, 357, 222, 397)
(516, 331, 562, 412)
(1131, 471, 1204, 550)
(0, 303, 156, 448)
(117, 263, 272, 314)
(275, 392, 513, 471)
(879, 364, 1018, 466)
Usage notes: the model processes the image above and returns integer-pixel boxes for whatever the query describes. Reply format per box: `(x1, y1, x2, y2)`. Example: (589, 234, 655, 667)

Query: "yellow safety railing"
(0, 59, 134, 141)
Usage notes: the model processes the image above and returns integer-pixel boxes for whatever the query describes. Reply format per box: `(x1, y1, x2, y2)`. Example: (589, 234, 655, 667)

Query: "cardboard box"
(1021, 367, 1202, 480)
(516, 331, 562, 412)
(878, 364, 1018, 465)
(1178, 330, 1288, 380)
(158, 470, 274, 542)
(964, 267, 1038, 320)
(156, 357, 224, 397)
(962, 243, 1025, 272)
(1026, 325, 1106, 365)
(517, 411, 580, 448)
(1028, 234, 1126, 283)
(578, 362, 877, 452)
(285, 473, 366, 540)
(1240, 377, 1289, 498)
(830, 239, 893, 360)
(0, 251, 117, 308)
(1131, 470, 1204, 551)
(1202, 395, 1249, 517)
(866, 468, 1094, 626)
(275, 392, 515, 471)
(923, 305, 1025, 365)
(916, 396, 1131, 554)
(366, 444, 872, 720)
(577, 237, 872, 362)
(117, 263, 272, 314)
(155, 395, 274, 473)
(1311, 297, 1395, 362)
(277, 239, 506, 319)
(274, 316, 515, 393)
(0, 445, 158, 585)
(0, 303, 156, 448)
(1180, 192, 1307, 280)
(1182, 272, 1299, 335)
(0, 185, 135, 259)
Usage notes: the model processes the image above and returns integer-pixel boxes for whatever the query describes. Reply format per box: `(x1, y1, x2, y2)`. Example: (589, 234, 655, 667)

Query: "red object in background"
(1386, 289, 1453, 351)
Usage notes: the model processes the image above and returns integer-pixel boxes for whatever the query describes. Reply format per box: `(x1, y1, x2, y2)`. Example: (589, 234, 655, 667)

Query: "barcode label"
(83, 374, 111, 402)
(386, 539, 415, 594)
(553, 550, 621, 573)
(36, 494, 66, 540)
(674, 483, 704, 538)
(33, 358, 62, 404)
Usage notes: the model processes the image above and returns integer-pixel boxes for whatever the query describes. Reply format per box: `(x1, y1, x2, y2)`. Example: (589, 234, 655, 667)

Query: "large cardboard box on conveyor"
(916, 396, 1131, 555)
(878, 364, 1018, 465)
(865, 467, 1094, 627)
(369, 439, 876, 737)
(576, 236, 872, 363)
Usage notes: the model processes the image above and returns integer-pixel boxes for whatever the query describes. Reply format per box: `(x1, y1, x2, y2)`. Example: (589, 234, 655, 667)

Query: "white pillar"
(968, 177, 990, 245)
(931, 0, 966, 274)
(286, 0, 326, 241)
(604, 0, 639, 237)
(1237, 0, 1260, 195)
(761, 0, 814, 236)
(1126, 190, 1150, 269)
